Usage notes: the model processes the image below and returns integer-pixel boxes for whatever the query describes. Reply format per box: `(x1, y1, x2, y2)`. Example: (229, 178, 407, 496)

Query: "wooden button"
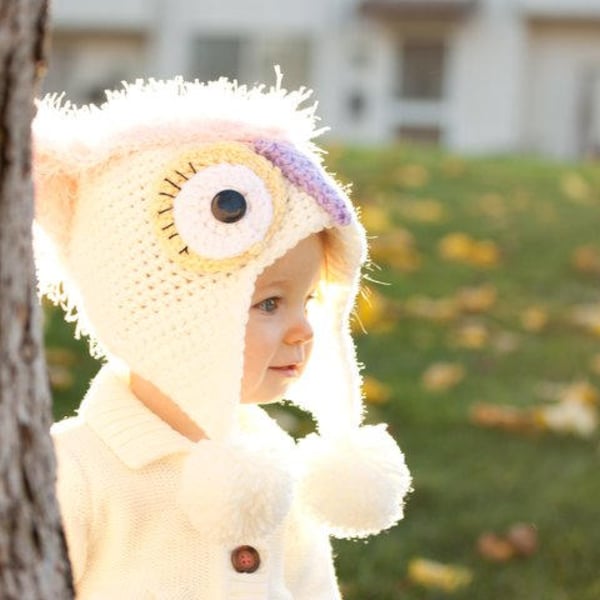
(231, 545, 260, 574)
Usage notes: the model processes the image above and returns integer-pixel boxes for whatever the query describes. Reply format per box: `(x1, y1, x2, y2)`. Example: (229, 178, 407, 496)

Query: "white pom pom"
(297, 425, 412, 538)
(177, 437, 294, 542)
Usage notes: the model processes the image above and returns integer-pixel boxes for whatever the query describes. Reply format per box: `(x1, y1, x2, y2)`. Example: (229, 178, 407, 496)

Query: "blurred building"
(44, 0, 600, 159)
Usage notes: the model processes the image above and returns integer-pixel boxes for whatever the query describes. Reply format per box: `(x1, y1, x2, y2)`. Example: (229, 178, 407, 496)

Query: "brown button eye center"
(231, 545, 260, 573)
(211, 189, 247, 223)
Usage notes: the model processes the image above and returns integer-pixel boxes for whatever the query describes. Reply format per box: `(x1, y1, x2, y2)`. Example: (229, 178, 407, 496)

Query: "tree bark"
(0, 1, 73, 598)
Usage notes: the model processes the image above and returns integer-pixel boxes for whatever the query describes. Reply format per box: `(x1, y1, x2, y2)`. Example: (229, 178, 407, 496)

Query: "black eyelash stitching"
(164, 178, 181, 191)
(158, 165, 199, 256)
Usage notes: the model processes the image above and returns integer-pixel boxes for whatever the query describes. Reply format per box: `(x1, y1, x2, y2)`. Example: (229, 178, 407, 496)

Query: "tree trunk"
(0, 1, 73, 597)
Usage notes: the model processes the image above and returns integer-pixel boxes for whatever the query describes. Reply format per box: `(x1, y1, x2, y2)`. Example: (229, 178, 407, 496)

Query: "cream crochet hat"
(34, 77, 411, 540)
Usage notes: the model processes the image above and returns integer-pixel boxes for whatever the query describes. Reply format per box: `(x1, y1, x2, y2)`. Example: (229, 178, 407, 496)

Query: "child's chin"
(240, 378, 293, 405)
(239, 391, 284, 405)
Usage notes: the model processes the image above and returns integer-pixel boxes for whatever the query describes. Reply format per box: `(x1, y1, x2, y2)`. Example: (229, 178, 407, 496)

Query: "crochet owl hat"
(34, 77, 411, 540)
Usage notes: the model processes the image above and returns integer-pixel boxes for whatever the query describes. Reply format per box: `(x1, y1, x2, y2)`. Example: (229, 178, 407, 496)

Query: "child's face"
(241, 233, 324, 404)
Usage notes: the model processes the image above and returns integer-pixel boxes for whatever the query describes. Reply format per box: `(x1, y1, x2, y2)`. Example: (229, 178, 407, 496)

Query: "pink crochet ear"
(32, 144, 78, 258)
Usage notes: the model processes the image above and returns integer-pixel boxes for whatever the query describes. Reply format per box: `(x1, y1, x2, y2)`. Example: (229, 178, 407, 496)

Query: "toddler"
(33, 76, 411, 599)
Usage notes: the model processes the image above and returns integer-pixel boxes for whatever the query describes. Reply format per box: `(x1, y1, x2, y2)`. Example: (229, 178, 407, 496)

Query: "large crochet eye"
(153, 142, 285, 272)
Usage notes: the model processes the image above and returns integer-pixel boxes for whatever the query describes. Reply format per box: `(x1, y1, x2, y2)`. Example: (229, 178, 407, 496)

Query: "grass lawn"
(45, 144, 600, 599)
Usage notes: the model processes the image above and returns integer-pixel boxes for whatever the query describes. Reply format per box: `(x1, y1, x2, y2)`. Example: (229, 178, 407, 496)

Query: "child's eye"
(257, 297, 279, 313)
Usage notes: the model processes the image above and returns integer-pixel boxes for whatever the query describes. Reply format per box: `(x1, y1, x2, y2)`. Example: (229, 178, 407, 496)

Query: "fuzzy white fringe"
(34, 74, 326, 172)
(177, 437, 294, 543)
(296, 425, 412, 538)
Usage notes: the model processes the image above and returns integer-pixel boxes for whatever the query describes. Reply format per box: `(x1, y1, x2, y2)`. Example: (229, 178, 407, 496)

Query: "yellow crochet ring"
(152, 141, 286, 273)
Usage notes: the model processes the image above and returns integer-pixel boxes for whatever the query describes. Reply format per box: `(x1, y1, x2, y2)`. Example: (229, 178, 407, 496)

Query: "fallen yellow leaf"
(370, 229, 422, 272)
(394, 163, 429, 188)
(491, 331, 521, 354)
(48, 365, 74, 391)
(477, 524, 538, 562)
(438, 232, 472, 262)
(506, 523, 538, 557)
(352, 287, 397, 334)
(476, 192, 507, 220)
(469, 240, 501, 267)
(422, 362, 465, 391)
(455, 283, 497, 313)
(534, 380, 599, 437)
(408, 558, 472, 592)
(569, 303, 600, 336)
(438, 233, 500, 267)
(571, 244, 600, 275)
(470, 403, 536, 433)
(589, 354, 600, 375)
(359, 203, 393, 234)
(399, 198, 445, 223)
(561, 172, 593, 204)
(561, 380, 599, 406)
(404, 295, 458, 322)
(477, 533, 516, 562)
(45, 346, 77, 366)
(441, 155, 467, 178)
(534, 400, 598, 438)
(520, 306, 549, 332)
(450, 321, 489, 349)
(362, 375, 392, 405)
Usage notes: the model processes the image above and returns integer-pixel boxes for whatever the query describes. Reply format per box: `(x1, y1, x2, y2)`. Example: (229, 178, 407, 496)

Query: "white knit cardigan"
(53, 367, 341, 600)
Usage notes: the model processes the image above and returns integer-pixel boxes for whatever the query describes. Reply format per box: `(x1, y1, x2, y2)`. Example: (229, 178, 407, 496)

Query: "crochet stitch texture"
(35, 76, 412, 599)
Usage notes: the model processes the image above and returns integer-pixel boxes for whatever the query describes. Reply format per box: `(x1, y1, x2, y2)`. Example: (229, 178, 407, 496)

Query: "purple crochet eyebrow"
(253, 139, 352, 226)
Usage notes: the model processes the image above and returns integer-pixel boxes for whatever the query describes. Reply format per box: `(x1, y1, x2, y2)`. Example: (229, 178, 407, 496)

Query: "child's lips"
(269, 364, 301, 377)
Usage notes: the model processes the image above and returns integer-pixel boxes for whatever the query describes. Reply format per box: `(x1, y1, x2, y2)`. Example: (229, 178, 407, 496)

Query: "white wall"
(315, 18, 397, 143)
(177, 0, 335, 31)
(525, 23, 600, 158)
(521, 0, 600, 18)
(46, 0, 600, 157)
(447, 0, 528, 153)
(50, 0, 153, 28)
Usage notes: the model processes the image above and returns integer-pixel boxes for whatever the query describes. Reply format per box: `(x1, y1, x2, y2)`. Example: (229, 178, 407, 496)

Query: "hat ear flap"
(33, 146, 78, 258)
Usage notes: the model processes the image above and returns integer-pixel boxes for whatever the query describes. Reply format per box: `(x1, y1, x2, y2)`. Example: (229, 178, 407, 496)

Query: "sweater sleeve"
(53, 435, 91, 585)
(283, 508, 342, 600)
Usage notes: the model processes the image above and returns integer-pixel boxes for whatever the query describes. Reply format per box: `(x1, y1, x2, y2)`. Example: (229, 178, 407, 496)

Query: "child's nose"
(285, 313, 314, 346)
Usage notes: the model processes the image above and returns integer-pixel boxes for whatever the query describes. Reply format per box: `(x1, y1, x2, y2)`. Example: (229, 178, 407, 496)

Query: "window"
(190, 36, 310, 91)
(256, 37, 310, 91)
(399, 39, 445, 100)
(43, 32, 147, 105)
(397, 125, 441, 144)
(192, 37, 243, 82)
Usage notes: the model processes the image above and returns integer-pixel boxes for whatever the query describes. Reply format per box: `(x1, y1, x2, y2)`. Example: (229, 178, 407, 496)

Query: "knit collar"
(79, 365, 194, 469)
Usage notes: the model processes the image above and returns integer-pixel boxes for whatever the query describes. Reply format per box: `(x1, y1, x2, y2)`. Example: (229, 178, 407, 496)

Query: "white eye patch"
(152, 142, 286, 273)
(173, 164, 274, 260)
